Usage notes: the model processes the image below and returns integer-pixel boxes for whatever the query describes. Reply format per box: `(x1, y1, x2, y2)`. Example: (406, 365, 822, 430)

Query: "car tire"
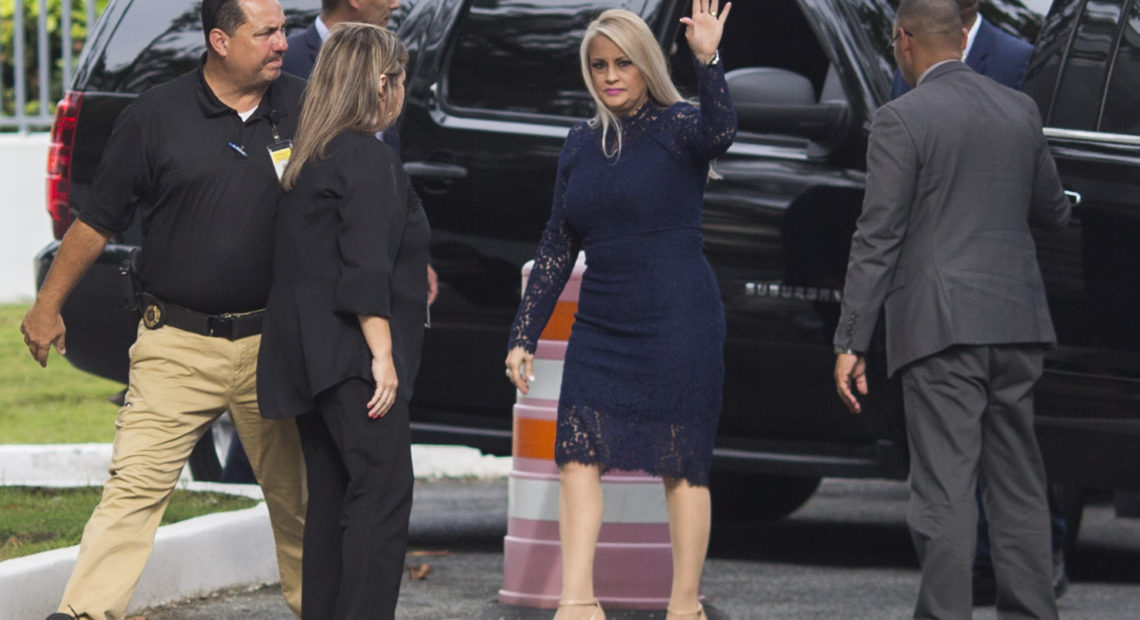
(1053, 483, 1085, 560)
(187, 412, 256, 483)
(187, 430, 223, 482)
(711, 472, 822, 521)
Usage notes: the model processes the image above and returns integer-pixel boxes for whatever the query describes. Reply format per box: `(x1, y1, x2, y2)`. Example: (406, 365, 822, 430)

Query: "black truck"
(36, 0, 1140, 539)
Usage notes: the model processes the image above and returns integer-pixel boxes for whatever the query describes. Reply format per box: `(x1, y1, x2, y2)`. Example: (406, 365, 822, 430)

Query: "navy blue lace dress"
(508, 61, 736, 486)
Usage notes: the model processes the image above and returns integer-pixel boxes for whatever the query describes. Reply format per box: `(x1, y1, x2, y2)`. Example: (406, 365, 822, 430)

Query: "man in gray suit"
(832, 0, 1070, 617)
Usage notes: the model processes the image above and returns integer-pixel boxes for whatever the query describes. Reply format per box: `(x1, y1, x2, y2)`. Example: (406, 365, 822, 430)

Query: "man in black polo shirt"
(21, 1, 305, 618)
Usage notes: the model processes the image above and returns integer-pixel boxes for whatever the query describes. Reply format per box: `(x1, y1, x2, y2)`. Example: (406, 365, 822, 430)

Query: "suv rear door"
(688, 0, 905, 475)
(1021, 0, 1140, 490)
(403, 0, 916, 474)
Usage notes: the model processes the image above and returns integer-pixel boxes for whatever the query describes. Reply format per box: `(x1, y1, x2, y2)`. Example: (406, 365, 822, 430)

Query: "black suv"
(36, 0, 1138, 533)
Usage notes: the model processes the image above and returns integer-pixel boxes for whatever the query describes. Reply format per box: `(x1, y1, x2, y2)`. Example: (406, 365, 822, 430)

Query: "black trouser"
(296, 378, 414, 620)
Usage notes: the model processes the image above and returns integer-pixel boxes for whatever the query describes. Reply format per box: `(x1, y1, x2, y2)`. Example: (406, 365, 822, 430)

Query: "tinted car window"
(1100, 0, 1140, 133)
(445, 0, 630, 118)
(669, 0, 831, 99)
(83, 1, 316, 94)
(1021, 0, 1083, 117)
(1050, 0, 1124, 129)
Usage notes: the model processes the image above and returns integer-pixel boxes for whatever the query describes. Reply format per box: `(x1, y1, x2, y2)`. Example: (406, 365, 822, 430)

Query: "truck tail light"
(47, 91, 84, 240)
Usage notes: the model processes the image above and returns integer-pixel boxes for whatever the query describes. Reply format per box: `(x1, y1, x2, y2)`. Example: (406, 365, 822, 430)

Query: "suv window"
(668, 0, 830, 100)
(445, 0, 630, 118)
(81, 1, 316, 95)
(1099, 0, 1140, 133)
(1050, 0, 1124, 130)
(86, 3, 205, 93)
(1024, 0, 1140, 135)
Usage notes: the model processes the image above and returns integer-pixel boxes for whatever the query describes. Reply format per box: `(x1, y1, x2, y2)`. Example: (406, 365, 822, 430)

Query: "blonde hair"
(580, 9, 683, 158)
(282, 23, 408, 190)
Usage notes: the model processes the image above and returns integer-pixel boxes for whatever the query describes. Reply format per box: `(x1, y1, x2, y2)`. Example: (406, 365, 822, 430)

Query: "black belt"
(140, 293, 264, 340)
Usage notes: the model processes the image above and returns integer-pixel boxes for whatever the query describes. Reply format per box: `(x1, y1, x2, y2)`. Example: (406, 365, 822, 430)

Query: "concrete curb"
(0, 443, 511, 618)
(0, 502, 279, 619)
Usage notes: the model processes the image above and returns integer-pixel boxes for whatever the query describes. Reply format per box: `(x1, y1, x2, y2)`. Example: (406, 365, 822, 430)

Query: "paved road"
(138, 478, 1140, 619)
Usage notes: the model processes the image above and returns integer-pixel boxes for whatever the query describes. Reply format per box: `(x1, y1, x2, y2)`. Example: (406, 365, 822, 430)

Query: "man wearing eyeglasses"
(833, 0, 1069, 618)
(890, 1, 1070, 609)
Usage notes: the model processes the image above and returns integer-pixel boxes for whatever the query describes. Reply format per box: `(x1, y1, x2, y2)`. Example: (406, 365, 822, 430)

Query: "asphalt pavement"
(133, 477, 1140, 619)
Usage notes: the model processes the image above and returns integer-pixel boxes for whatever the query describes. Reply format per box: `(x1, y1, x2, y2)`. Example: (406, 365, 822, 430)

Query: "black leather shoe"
(45, 614, 76, 620)
(972, 563, 996, 607)
(1053, 550, 1070, 600)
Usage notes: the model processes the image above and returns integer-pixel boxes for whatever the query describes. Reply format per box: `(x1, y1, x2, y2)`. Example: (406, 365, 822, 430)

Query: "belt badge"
(143, 304, 163, 329)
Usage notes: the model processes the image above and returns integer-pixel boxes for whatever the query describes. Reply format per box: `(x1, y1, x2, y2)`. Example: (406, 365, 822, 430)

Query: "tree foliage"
(1, 0, 109, 125)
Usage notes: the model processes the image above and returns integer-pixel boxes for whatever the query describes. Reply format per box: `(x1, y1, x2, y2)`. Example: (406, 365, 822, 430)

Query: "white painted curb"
(0, 503, 279, 619)
(0, 443, 510, 617)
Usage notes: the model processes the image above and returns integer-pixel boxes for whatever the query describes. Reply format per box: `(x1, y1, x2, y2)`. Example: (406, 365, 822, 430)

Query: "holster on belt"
(140, 293, 263, 340)
(119, 248, 143, 315)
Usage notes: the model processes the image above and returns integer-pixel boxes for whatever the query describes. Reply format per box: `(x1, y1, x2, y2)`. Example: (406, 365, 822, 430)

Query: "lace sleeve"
(507, 127, 586, 353)
(680, 58, 737, 160)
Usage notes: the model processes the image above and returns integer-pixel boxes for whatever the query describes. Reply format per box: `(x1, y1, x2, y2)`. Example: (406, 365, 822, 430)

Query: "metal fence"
(1, 0, 101, 132)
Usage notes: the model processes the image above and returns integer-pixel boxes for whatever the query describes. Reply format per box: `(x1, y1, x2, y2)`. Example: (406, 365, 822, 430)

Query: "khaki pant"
(58, 323, 306, 620)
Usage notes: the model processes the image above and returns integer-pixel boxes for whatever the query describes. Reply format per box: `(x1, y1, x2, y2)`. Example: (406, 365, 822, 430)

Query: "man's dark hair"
(321, 0, 340, 13)
(957, 0, 980, 22)
(897, 0, 963, 41)
(202, 0, 249, 49)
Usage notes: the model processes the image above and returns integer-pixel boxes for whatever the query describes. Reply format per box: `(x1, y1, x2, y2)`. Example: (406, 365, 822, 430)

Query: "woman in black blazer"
(257, 23, 429, 620)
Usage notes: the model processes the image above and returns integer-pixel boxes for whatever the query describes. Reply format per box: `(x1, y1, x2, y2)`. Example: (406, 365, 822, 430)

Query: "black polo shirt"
(81, 57, 305, 314)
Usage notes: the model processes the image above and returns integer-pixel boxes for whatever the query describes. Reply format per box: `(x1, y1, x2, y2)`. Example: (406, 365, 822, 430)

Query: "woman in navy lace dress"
(504, 3, 735, 618)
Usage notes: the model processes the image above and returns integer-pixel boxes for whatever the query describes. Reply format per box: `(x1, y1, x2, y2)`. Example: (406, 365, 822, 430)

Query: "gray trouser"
(902, 344, 1057, 620)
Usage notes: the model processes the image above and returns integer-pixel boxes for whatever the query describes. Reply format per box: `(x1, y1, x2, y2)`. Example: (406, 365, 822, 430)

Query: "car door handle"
(404, 161, 468, 179)
(1064, 190, 1081, 206)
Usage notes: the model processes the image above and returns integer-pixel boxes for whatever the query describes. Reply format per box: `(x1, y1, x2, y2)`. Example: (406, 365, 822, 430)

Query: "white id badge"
(267, 140, 293, 181)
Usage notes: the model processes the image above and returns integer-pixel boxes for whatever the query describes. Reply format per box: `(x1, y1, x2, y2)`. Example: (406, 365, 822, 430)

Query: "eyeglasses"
(890, 28, 913, 48)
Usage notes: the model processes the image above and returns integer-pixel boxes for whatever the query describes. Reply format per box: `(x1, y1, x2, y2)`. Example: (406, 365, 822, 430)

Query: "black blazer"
(282, 23, 321, 81)
(258, 130, 430, 419)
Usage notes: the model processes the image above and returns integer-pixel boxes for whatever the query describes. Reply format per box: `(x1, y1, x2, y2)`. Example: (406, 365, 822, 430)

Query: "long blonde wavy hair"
(580, 9, 683, 159)
(282, 23, 408, 190)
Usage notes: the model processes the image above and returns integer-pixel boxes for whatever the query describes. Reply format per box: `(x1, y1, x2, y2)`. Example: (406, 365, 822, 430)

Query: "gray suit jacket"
(834, 61, 1070, 376)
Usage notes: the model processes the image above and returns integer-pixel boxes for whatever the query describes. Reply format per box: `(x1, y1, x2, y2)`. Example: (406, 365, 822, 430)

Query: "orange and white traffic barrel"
(499, 253, 673, 609)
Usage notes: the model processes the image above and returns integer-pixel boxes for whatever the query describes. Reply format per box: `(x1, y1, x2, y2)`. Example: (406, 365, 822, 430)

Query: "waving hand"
(680, 0, 731, 65)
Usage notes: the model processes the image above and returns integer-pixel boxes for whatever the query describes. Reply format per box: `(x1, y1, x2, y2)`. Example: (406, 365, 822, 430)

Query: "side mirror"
(726, 67, 851, 156)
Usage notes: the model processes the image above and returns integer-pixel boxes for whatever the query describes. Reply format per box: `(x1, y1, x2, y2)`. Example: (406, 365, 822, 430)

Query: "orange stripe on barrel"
(513, 415, 557, 461)
(539, 301, 577, 341)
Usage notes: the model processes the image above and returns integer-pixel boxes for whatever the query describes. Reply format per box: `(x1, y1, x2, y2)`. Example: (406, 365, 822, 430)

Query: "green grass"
(0, 305, 262, 561)
(0, 486, 258, 561)
(0, 303, 124, 443)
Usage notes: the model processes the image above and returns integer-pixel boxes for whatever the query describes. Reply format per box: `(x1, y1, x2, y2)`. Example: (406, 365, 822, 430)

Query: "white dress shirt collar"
(315, 15, 331, 42)
(963, 14, 983, 60)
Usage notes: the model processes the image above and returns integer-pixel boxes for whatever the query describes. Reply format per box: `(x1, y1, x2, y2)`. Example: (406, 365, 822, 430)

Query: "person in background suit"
(283, 0, 438, 302)
(833, 0, 1070, 617)
(889, 0, 1031, 98)
(258, 23, 429, 619)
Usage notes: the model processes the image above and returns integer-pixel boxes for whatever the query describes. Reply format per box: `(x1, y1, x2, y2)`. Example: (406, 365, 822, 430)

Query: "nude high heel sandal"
(556, 599, 602, 620)
(666, 602, 706, 619)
